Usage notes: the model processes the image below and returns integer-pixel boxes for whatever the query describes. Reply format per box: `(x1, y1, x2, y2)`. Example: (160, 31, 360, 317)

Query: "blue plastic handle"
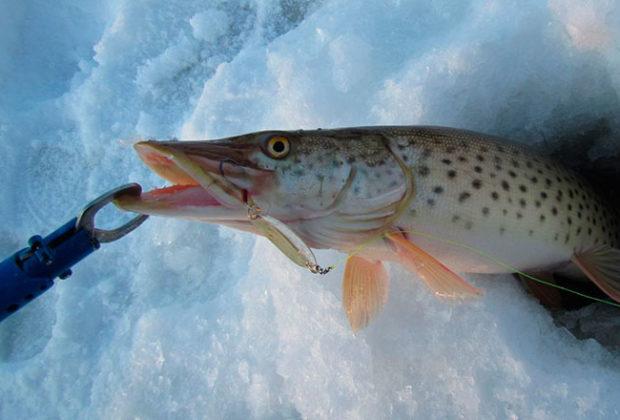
(0, 183, 147, 323)
(0, 218, 99, 321)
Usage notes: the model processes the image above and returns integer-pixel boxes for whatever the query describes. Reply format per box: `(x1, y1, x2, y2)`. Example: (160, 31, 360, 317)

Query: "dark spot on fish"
(452, 215, 460, 223)
(474, 166, 483, 173)
(565, 233, 570, 244)
(482, 207, 490, 216)
(448, 170, 457, 179)
(577, 227, 582, 235)
(433, 186, 444, 194)
(491, 191, 499, 201)
(526, 161, 533, 168)
(588, 227, 593, 235)
(551, 207, 558, 216)
(442, 158, 452, 165)
(554, 233, 559, 241)
(418, 166, 430, 176)
(402, 155, 409, 162)
(545, 178, 552, 187)
(347, 156, 356, 164)
(472, 179, 482, 189)
(427, 198, 436, 207)
(519, 185, 527, 193)
(541, 191, 548, 199)
(516, 212, 523, 219)
(568, 204, 573, 211)
(501, 180, 510, 191)
(567, 217, 572, 225)
(519, 199, 526, 208)
(535, 200, 541, 208)
(511, 159, 520, 168)
(458, 156, 468, 162)
(568, 189, 574, 199)
(577, 212, 582, 219)
(476, 154, 485, 162)
(503, 209, 508, 216)
(459, 192, 471, 203)
(540, 214, 546, 222)
(530, 177, 538, 184)
(508, 170, 517, 178)
(495, 165, 503, 171)
(490, 172, 497, 178)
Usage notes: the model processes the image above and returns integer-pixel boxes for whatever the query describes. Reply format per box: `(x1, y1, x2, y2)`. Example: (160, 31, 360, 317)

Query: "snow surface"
(1, 0, 620, 418)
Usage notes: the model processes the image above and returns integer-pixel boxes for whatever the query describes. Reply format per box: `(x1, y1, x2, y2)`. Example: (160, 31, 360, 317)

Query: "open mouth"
(114, 141, 254, 221)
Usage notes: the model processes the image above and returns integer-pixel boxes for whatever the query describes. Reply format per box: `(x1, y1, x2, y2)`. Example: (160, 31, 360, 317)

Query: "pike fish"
(116, 126, 620, 331)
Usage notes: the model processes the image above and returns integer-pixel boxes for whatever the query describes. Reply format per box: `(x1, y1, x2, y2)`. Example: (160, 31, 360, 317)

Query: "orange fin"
(572, 246, 620, 303)
(342, 256, 389, 332)
(385, 231, 482, 298)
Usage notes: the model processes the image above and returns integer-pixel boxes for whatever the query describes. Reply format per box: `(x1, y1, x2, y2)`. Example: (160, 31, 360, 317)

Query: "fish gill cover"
(1, 0, 620, 418)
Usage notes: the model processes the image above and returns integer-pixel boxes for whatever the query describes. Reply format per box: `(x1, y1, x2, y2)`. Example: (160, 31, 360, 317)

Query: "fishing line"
(344, 227, 620, 309)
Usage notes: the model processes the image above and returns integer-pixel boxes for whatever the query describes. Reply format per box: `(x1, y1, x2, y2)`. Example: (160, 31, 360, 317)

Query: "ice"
(190, 10, 231, 43)
(2, 0, 620, 418)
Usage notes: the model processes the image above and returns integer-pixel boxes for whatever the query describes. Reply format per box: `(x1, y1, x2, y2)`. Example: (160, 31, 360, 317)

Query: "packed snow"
(1, 0, 620, 418)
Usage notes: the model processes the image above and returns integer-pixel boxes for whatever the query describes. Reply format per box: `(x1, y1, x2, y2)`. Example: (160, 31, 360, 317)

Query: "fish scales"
(381, 127, 619, 273)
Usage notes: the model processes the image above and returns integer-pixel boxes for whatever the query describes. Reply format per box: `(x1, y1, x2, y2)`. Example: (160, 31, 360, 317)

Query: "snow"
(1, 0, 620, 418)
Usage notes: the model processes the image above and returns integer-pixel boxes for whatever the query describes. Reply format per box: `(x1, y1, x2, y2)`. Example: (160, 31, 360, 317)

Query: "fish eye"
(265, 136, 290, 159)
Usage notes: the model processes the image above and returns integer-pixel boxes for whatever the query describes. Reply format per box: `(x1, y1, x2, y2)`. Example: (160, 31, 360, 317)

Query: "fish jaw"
(114, 140, 273, 223)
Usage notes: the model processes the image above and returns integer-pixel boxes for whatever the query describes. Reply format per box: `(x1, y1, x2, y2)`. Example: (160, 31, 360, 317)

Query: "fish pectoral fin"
(572, 246, 620, 303)
(384, 231, 482, 298)
(343, 256, 389, 332)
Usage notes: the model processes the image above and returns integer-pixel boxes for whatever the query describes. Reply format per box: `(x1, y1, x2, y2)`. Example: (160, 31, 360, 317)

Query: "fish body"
(116, 126, 620, 330)
(377, 127, 618, 274)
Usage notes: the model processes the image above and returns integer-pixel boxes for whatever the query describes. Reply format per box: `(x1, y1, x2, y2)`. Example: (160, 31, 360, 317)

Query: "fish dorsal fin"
(343, 256, 389, 332)
(572, 246, 620, 303)
(384, 231, 482, 298)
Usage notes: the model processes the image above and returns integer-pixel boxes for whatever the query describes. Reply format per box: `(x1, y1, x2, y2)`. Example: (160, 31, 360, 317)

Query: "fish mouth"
(115, 140, 271, 222)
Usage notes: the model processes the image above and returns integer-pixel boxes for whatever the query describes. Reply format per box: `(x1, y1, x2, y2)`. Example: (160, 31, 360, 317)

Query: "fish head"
(116, 129, 408, 246)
